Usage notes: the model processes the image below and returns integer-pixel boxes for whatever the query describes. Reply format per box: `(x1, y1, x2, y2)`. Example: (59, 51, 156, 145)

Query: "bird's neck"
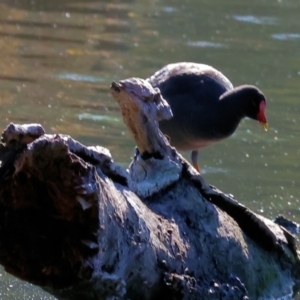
(218, 89, 248, 119)
(213, 90, 247, 137)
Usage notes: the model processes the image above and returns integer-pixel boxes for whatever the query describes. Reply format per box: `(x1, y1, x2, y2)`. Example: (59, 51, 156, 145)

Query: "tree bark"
(0, 78, 299, 300)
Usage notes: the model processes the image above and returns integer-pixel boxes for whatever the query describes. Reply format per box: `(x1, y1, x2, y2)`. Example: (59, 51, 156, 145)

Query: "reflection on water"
(0, 0, 300, 298)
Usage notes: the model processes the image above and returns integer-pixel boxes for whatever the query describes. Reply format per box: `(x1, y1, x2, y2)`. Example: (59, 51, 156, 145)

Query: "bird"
(147, 62, 268, 172)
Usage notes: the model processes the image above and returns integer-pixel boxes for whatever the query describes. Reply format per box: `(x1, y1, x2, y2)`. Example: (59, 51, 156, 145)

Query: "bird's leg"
(190, 150, 200, 173)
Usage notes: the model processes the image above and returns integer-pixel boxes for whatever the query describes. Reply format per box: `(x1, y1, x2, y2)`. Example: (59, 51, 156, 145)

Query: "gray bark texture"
(0, 78, 299, 300)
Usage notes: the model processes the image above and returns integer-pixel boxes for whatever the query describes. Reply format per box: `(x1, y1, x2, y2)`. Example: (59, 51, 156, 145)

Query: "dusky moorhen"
(147, 62, 267, 172)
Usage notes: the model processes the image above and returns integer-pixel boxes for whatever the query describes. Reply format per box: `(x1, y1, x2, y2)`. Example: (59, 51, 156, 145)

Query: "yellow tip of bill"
(260, 122, 268, 131)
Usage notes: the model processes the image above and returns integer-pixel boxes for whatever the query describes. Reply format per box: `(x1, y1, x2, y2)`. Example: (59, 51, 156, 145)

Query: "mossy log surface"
(0, 78, 299, 300)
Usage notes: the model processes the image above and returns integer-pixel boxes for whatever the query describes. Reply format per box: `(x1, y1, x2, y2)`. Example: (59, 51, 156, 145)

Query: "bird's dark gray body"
(147, 62, 267, 172)
(147, 62, 235, 151)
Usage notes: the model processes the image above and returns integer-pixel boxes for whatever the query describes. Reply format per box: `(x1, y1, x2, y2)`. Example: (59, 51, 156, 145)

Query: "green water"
(0, 0, 300, 298)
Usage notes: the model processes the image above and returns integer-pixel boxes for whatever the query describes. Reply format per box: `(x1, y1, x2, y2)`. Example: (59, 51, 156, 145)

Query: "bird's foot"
(192, 163, 201, 173)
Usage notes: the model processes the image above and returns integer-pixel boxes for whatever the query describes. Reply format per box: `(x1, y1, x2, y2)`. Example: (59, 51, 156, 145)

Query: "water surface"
(0, 0, 300, 298)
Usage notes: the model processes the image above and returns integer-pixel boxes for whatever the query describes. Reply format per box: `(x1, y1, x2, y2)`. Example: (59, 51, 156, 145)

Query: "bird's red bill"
(257, 101, 268, 131)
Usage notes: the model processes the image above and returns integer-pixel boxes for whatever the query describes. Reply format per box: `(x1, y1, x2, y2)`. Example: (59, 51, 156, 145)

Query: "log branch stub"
(1, 122, 45, 147)
(111, 78, 182, 199)
(110, 78, 173, 157)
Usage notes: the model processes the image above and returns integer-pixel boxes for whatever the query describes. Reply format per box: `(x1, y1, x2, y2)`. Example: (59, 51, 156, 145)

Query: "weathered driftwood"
(0, 78, 299, 300)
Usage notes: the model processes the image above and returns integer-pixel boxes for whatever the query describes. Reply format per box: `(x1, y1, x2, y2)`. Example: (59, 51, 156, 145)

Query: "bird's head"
(227, 85, 268, 131)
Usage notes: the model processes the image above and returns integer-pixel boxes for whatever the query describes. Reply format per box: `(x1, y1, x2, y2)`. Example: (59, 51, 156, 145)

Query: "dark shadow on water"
(0, 75, 36, 83)
(0, 19, 90, 30)
(40, 62, 75, 68)
(93, 39, 130, 52)
(92, 87, 116, 93)
(103, 23, 132, 34)
(1, 0, 133, 15)
(18, 54, 53, 60)
(0, 31, 84, 44)
(58, 7, 130, 18)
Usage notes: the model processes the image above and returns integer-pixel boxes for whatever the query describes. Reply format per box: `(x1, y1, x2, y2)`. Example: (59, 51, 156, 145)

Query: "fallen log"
(0, 78, 299, 300)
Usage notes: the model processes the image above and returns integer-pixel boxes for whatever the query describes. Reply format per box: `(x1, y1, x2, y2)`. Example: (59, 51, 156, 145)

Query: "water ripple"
(272, 33, 300, 40)
(162, 7, 177, 13)
(186, 41, 225, 48)
(78, 113, 120, 122)
(55, 73, 105, 82)
(233, 15, 278, 25)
